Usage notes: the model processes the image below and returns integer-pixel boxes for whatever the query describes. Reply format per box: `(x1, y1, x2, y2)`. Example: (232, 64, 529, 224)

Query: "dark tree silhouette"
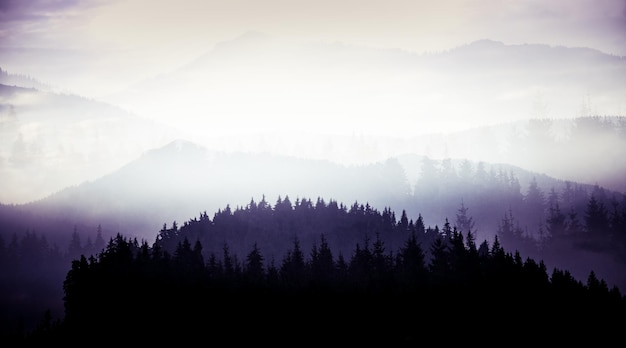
(6, 197, 626, 345)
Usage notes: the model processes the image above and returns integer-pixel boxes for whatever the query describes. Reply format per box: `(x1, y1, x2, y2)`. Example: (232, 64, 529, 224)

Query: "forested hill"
(158, 193, 626, 288)
(0, 81, 179, 204)
(14, 140, 411, 243)
(2, 139, 626, 341)
(10, 134, 624, 250)
(414, 116, 626, 194)
(11, 199, 626, 344)
(2, 143, 626, 327)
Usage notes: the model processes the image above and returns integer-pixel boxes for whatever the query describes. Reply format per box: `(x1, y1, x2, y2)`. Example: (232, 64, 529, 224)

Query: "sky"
(1, 0, 625, 98)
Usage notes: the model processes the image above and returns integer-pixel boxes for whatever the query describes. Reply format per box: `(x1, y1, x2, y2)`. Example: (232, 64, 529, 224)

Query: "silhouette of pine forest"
(8, 197, 626, 344)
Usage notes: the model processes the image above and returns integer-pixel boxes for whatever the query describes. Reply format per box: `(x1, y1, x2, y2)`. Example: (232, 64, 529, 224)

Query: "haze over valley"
(1, 0, 626, 342)
(2, 35, 625, 203)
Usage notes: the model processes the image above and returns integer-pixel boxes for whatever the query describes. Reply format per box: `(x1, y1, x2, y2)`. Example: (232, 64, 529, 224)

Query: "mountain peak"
(137, 139, 209, 163)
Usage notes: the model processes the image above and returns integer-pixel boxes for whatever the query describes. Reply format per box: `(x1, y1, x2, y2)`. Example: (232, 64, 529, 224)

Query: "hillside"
(5, 200, 626, 344)
(0, 81, 180, 203)
(1, 138, 624, 310)
(107, 34, 626, 137)
(5, 136, 614, 242)
(3, 35, 626, 201)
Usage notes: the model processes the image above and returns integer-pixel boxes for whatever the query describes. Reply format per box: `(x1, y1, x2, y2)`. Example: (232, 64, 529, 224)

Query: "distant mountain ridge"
(0, 67, 54, 92)
(162, 116, 626, 194)
(0, 82, 181, 204)
(1, 35, 625, 201)
(105, 33, 626, 138)
(437, 39, 625, 66)
(402, 116, 626, 194)
(2, 137, 625, 304)
(5, 137, 617, 242)
(28, 139, 411, 238)
(101, 33, 626, 194)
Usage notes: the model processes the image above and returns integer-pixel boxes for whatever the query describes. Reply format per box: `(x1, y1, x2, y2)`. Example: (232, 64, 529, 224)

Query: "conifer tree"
(67, 226, 82, 259)
(280, 237, 306, 288)
(585, 194, 610, 241)
(455, 200, 476, 235)
(245, 242, 265, 284)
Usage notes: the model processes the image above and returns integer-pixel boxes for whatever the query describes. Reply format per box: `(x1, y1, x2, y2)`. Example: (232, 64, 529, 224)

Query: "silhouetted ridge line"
(14, 197, 626, 344)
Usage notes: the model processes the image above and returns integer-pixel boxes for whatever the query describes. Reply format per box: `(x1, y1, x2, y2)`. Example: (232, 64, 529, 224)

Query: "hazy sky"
(1, 0, 625, 204)
(1, 0, 625, 97)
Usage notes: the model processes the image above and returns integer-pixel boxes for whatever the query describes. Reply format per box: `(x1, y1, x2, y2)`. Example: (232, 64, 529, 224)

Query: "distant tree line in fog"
(2, 177, 625, 339)
(412, 157, 626, 264)
(0, 225, 106, 337)
(6, 197, 626, 344)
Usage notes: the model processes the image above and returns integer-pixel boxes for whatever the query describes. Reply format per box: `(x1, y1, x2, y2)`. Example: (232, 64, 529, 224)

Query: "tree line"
(9, 197, 626, 344)
(0, 225, 105, 338)
(413, 155, 626, 264)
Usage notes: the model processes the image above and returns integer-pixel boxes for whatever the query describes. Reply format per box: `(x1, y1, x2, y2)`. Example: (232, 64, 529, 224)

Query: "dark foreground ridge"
(8, 198, 626, 345)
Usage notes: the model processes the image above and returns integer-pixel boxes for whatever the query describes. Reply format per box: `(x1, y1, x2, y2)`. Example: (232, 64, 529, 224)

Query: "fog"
(0, 0, 625, 290)
(1, 1, 625, 206)
(3, 2, 626, 338)
(2, 32, 626, 204)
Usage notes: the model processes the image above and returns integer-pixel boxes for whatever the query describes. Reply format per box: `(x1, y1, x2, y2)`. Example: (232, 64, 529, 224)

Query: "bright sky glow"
(1, 0, 624, 97)
(1, 0, 625, 203)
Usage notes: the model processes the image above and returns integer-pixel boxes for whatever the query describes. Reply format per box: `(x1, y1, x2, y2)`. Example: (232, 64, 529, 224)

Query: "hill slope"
(0, 82, 180, 203)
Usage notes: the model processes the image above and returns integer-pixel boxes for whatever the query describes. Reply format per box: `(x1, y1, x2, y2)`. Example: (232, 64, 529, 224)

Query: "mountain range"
(106, 33, 626, 134)
(3, 136, 626, 331)
(0, 81, 179, 203)
(1, 136, 620, 247)
(2, 22, 626, 342)
(1, 34, 625, 272)
(1, 34, 625, 206)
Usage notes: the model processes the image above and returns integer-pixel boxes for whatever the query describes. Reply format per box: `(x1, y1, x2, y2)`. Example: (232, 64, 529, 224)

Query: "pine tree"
(222, 243, 235, 278)
(245, 242, 265, 285)
(398, 209, 409, 232)
(396, 228, 427, 288)
(441, 218, 453, 240)
(428, 237, 450, 286)
(546, 200, 567, 247)
(67, 226, 82, 259)
(280, 237, 306, 288)
(349, 237, 373, 288)
(455, 200, 476, 235)
(309, 234, 335, 285)
(94, 225, 105, 255)
(371, 232, 391, 286)
(584, 194, 610, 249)
(523, 177, 546, 235)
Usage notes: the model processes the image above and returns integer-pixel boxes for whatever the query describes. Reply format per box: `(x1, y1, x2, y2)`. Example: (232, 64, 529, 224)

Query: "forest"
(2, 196, 626, 344)
(2, 5, 626, 345)
(2, 116, 626, 342)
